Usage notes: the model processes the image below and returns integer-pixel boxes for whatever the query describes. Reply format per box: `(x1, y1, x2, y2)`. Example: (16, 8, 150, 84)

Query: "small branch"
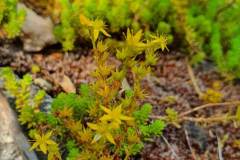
(185, 129, 197, 160)
(182, 115, 235, 123)
(149, 115, 166, 120)
(161, 135, 180, 160)
(150, 114, 235, 123)
(217, 135, 224, 160)
(187, 63, 203, 97)
(180, 101, 240, 117)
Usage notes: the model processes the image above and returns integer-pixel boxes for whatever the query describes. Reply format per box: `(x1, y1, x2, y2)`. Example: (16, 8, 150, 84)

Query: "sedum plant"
(172, 0, 240, 77)
(0, 18, 167, 159)
(0, 0, 25, 38)
(54, 0, 81, 51)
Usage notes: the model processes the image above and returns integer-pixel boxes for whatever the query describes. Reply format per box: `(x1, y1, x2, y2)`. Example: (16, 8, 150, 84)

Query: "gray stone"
(34, 78, 53, 92)
(18, 3, 57, 52)
(0, 91, 39, 160)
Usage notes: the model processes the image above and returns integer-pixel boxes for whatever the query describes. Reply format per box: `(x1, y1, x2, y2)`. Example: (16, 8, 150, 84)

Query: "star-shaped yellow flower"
(87, 122, 116, 144)
(80, 14, 110, 44)
(100, 105, 133, 128)
(30, 131, 57, 154)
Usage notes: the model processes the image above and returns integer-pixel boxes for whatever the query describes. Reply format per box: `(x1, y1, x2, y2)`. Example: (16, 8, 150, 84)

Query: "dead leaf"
(33, 54, 43, 63)
(47, 52, 63, 61)
(59, 75, 76, 93)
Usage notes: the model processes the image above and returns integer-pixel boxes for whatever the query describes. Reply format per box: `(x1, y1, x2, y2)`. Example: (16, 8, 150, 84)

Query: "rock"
(0, 91, 39, 160)
(17, 3, 56, 52)
(0, 44, 21, 66)
(59, 75, 76, 93)
(30, 84, 53, 112)
(33, 78, 53, 91)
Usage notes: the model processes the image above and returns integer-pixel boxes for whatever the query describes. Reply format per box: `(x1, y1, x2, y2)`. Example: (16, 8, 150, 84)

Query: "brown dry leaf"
(33, 54, 43, 63)
(47, 52, 63, 61)
(59, 75, 76, 93)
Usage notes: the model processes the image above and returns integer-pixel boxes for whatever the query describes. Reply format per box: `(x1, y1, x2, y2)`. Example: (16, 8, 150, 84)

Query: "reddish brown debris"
(11, 51, 96, 94)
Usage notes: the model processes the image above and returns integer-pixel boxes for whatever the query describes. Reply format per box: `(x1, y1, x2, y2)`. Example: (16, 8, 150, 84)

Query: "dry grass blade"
(184, 129, 197, 160)
(161, 135, 180, 160)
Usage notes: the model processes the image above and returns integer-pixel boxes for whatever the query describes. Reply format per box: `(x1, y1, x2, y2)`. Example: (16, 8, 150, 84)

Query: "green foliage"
(181, 0, 240, 77)
(0, 69, 52, 154)
(0, 0, 25, 38)
(66, 140, 80, 160)
(140, 120, 166, 137)
(51, 87, 94, 119)
(80, 0, 172, 33)
(133, 103, 152, 125)
(54, 0, 80, 51)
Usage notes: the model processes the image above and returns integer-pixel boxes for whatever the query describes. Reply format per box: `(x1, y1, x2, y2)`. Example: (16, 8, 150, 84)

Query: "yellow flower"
(47, 143, 62, 160)
(80, 14, 110, 44)
(100, 105, 133, 128)
(79, 14, 92, 26)
(87, 122, 116, 144)
(30, 131, 57, 154)
(125, 29, 145, 50)
(58, 107, 73, 118)
(91, 19, 111, 42)
(148, 34, 169, 51)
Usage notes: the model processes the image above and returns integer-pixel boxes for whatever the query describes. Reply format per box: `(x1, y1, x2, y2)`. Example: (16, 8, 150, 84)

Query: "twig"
(161, 135, 180, 160)
(217, 135, 224, 160)
(185, 129, 197, 160)
(180, 101, 240, 117)
(149, 115, 165, 120)
(187, 63, 203, 97)
(182, 115, 235, 123)
(150, 114, 235, 123)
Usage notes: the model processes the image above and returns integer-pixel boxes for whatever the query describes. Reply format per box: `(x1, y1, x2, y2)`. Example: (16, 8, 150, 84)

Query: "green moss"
(0, 0, 25, 38)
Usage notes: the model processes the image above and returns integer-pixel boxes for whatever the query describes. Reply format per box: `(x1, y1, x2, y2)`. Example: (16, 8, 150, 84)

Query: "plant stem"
(150, 101, 240, 124)
(150, 114, 236, 123)
(149, 115, 166, 120)
(180, 101, 240, 117)
(187, 63, 203, 97)
(182, 115, 236, 123)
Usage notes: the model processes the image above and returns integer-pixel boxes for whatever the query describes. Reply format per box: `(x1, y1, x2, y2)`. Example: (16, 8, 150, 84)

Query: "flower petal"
(100, 115, 112, 122)
(87, 123, 99, 130)
(105, 133, 115, 144)
(100, 29, 111, 37)
(120, 115, 134, 121)
(100, 105, 111, 114)
(79, 14, 92, 26)
(40, 144, 47, 154)
(30, 142, 39, 151)
(45, 131, 52, 139)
